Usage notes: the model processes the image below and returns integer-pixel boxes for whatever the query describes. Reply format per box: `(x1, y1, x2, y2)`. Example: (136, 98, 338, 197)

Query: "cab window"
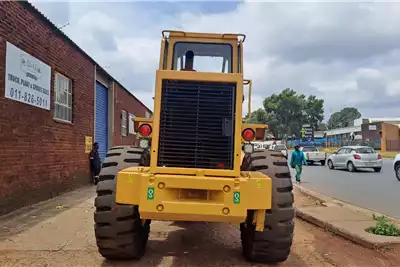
(172, 42, 233, 73)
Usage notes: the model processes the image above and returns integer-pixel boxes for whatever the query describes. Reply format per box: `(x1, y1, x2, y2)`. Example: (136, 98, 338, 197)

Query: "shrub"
(366, 214, 400, 237)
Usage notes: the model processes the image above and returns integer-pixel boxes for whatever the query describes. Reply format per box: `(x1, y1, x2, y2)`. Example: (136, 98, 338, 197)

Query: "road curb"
(293, 184, 400, 224)
(294, 184, 400, 249)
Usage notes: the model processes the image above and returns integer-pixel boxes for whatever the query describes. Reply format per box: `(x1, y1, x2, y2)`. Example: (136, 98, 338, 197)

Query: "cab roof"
(162, 30, 246, 42)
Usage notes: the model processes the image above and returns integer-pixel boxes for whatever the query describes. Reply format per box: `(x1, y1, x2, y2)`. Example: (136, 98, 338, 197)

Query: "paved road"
(288, 152, 400, 219)
(1, 186, 399, 267)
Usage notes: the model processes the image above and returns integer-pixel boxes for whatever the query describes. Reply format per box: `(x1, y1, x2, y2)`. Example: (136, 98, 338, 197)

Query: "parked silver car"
(327, 146, 383, 172)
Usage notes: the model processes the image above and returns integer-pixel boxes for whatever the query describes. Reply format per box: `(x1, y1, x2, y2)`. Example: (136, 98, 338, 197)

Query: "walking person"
(89, 142, 101, 185)
(290, 145, 307, 184)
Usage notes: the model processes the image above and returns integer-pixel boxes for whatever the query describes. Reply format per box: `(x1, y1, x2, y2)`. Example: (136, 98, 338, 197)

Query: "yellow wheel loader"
(93, 30, 294, 263)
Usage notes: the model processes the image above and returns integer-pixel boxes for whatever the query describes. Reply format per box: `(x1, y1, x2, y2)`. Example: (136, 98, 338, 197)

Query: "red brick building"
(0, 1, 152, 215)
(112, 82, 152, 147)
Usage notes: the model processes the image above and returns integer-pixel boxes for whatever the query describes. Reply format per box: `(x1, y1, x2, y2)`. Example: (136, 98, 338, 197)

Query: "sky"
(30, 0, 400, 121)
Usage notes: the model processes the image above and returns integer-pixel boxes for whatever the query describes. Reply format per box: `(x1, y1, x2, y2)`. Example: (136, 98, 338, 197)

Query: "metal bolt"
(223, 185, 230, 193)
(156, 204, 164, 212)
(222, 207, 230, 215)
(158, 182, 165, 189)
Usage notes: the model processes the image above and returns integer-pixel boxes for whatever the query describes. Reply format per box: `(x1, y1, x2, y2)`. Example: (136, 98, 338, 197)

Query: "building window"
(121, 110, 127, 136)
(145, 110, 151, 118)
(129, 113, 136, 134)
(54, 73, 72, 122)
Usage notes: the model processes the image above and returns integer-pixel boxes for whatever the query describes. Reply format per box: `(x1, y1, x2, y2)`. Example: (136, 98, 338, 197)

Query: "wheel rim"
(396, 167, 400, 179)
(329, 161, 333, 168)
(348, 163, 353, 171)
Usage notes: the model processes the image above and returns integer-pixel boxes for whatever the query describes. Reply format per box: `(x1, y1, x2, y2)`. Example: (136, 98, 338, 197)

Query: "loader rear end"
(93, 30, 294, 263)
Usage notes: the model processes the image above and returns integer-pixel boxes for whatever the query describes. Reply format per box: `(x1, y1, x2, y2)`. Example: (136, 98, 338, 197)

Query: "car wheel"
(373, 167, 381, 173)
(347, 162, 356, 172)
(328, 160, 334, 170)
(395, 163, 400, 181)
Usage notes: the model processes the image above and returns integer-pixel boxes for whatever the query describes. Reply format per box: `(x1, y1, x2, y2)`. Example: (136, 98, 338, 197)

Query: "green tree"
(263, 88, 324, 138)
(327, 107, 361, 129)
(304, 95, 324, 131)
(247, 108, 269, 124)
(247, 108, 278, 138)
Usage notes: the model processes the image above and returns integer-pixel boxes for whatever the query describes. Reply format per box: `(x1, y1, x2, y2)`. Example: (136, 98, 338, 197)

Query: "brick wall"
(0, 2, 94, 214)
(382, 123, 400, 152)
(112, 83, 151, 146)
(361, 122, 382, 141)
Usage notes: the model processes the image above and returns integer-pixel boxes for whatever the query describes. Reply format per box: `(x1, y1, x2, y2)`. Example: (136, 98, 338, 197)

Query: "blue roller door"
(95, 82, 108, 161)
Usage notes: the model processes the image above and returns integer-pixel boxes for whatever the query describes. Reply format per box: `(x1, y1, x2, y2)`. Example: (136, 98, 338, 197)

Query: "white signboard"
(369, 125, 377, 131)
(5, 42, 51, 110)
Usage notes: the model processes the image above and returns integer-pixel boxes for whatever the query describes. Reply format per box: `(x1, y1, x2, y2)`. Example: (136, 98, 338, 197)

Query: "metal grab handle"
(243, 79, 252, 122)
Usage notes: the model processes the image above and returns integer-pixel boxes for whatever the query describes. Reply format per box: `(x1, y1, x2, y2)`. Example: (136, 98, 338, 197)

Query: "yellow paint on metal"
(115, 167, 272, 224)
(241, 123, 268, 142)
(114, 30, 273, 231)
(164, 30, 246, 41)
(242, 79, 252, 123)
(254, 209, 266, 232)
(133, 117, 153, 138)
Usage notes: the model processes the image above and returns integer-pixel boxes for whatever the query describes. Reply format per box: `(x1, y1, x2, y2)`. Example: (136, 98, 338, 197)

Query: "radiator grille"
(157, 80, 236, 169)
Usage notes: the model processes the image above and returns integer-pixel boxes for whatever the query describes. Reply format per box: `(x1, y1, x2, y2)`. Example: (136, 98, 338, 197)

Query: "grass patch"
(366, 214, 400, 237)
(376, 150, 398, 159)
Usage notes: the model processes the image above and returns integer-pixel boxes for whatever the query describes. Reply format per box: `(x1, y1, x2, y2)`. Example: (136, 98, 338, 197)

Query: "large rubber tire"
(328, 159, 334, 170)
(240, 150, 294, 263)
(373, 167, 381, 173)
(396, 163, 400, 181)
(94, 146, 150, 260)
(347, 161, 356, 172)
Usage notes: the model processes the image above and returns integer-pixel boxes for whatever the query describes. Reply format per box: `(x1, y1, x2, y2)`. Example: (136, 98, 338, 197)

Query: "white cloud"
(31, 1, 400, 119)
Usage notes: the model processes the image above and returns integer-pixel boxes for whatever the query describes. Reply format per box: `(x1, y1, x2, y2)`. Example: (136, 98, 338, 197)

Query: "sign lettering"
(147, 187, 155, 200)
(300, 124, 314, 141)
(233, 192, 240, 204)
(5, 42, 51, 110)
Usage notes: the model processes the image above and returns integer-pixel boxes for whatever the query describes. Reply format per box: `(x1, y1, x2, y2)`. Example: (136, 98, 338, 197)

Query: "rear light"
(378, 154, 382, 159)
(216, 163, 225, 169)
(242, 128, 255, 141)
(353, 154, 361, 160)
(138, 124, 152, 136)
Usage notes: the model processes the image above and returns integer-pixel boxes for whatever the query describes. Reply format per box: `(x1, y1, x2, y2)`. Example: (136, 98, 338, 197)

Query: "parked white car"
(301, 146, 327, 165)
(327, 146, 383, 172)
(394, 153, 400, 181)
(271, 144, 288, 158)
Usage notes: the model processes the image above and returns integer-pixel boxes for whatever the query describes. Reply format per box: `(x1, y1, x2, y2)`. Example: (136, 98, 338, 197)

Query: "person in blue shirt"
(290, 145, 307, 183)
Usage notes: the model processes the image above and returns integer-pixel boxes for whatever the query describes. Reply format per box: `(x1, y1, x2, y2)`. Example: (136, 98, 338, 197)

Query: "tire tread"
(94, 146, 150, 260)
(241, 150, 294, 263)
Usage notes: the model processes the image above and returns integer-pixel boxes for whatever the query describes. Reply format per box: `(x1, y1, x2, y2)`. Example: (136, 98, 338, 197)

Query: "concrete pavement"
(2, 186, 400, 266)
(295, 185, 400, 249)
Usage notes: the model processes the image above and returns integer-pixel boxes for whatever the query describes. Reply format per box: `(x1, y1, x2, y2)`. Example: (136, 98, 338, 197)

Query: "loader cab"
(159, 30, 245, 74)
